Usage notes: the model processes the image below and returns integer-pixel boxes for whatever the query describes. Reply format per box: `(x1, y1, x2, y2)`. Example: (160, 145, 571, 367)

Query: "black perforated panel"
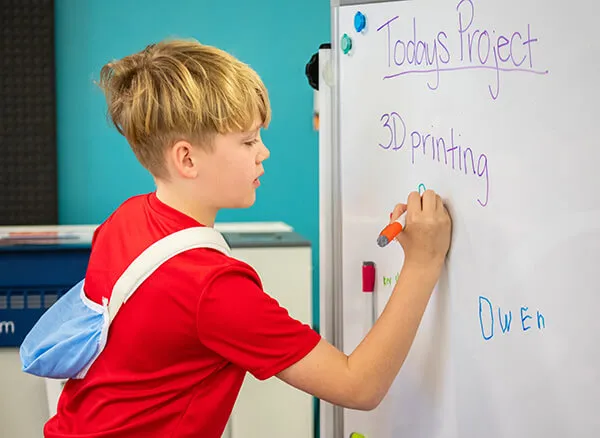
(0, 0, 57, 225)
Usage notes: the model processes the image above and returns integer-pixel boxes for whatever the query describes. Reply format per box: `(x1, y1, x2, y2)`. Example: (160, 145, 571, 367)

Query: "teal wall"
(55, 0, 329, 332)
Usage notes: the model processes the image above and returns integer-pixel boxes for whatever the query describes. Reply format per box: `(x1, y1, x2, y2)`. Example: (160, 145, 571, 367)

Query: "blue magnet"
(341, 33, 353, 54)
(354, 11, 366, 32)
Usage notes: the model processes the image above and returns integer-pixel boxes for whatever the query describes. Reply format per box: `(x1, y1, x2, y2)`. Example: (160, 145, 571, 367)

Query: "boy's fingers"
(390, 203, 407, 222)
(407, 191, 422, 212)
(422, 190, 436, 212)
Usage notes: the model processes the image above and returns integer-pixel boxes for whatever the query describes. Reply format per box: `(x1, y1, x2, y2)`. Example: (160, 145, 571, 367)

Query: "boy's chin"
(230, 194, 256, 209)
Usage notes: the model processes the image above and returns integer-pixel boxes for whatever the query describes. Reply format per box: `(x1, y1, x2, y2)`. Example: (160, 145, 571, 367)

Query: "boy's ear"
(169, 140, 199, 179)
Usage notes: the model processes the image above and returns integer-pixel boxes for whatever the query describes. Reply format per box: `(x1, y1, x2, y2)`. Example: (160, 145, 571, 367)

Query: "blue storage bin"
(0, 243, 91, 347)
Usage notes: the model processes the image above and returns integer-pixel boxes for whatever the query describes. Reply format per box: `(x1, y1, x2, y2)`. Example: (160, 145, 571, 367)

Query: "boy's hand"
(391, 189, 452, 270)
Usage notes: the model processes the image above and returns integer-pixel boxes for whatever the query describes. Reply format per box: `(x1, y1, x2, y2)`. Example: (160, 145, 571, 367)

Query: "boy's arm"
(277, 190, 451, 410)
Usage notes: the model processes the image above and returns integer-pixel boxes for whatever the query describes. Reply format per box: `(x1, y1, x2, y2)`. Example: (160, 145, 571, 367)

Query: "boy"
(44, 39, 451, 437)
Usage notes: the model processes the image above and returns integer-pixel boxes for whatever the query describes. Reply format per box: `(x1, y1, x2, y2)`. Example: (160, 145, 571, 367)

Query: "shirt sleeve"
(196, 267, 321, 380)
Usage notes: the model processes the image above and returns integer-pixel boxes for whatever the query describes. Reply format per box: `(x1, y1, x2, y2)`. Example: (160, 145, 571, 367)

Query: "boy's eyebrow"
(241, 128, 260, 139)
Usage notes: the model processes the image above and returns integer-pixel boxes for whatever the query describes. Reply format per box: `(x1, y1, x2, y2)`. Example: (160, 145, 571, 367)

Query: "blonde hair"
(97, 38, 271, 178)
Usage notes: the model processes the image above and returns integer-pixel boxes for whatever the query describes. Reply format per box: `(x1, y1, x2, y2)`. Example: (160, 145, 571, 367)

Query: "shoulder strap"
(107, 227, 230, 323)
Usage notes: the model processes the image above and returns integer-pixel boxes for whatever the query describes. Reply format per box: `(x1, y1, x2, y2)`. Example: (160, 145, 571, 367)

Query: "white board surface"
(333, 0, 600, 436)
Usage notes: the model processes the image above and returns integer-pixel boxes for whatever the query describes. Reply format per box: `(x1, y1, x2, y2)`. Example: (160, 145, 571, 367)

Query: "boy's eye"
(244, 139, 259, 147)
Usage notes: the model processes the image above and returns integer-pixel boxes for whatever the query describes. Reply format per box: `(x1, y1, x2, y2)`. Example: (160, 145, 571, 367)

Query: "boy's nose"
(258, 143, 270, 162)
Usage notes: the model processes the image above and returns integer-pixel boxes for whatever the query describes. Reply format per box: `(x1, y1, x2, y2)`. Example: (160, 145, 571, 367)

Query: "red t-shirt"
(44, 193, 321, 438)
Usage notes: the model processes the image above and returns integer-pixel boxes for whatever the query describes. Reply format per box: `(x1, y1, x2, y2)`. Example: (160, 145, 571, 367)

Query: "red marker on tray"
(362, 261, 375, 293)
(362, 261, 377, 325)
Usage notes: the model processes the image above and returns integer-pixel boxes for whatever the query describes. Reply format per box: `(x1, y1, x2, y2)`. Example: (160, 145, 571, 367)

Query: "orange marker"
(377, 213, 406, 247)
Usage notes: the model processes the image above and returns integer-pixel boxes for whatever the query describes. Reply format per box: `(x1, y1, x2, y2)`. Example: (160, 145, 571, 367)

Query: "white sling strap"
(107, 227, 231, 323)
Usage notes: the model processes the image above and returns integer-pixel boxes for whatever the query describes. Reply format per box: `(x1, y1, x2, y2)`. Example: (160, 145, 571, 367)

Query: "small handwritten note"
(382, 272, 400, 287)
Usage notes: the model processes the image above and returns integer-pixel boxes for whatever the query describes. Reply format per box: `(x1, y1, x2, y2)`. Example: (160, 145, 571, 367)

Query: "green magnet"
(341, 33, 353, 54)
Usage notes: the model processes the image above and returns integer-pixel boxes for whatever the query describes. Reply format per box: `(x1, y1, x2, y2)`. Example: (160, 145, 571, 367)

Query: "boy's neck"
(155, 183, 217, 227)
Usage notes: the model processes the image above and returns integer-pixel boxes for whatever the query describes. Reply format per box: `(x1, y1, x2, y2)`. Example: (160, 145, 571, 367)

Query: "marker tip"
(377, 235, 389, 247)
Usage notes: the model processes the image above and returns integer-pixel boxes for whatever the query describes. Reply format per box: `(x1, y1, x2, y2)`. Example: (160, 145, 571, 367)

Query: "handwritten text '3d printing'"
(479, 295, 546, 341)
(379, 111, 489, 207)
(376, 0, 548, 99)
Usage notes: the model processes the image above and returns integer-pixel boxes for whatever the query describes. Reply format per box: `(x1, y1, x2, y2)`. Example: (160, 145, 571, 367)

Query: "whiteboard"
(331, 0, 600, 436)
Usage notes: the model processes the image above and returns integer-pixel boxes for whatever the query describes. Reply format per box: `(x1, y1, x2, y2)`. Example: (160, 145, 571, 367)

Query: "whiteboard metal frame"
(317, 44, 337, 438)
(327, 4, 345, 437)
